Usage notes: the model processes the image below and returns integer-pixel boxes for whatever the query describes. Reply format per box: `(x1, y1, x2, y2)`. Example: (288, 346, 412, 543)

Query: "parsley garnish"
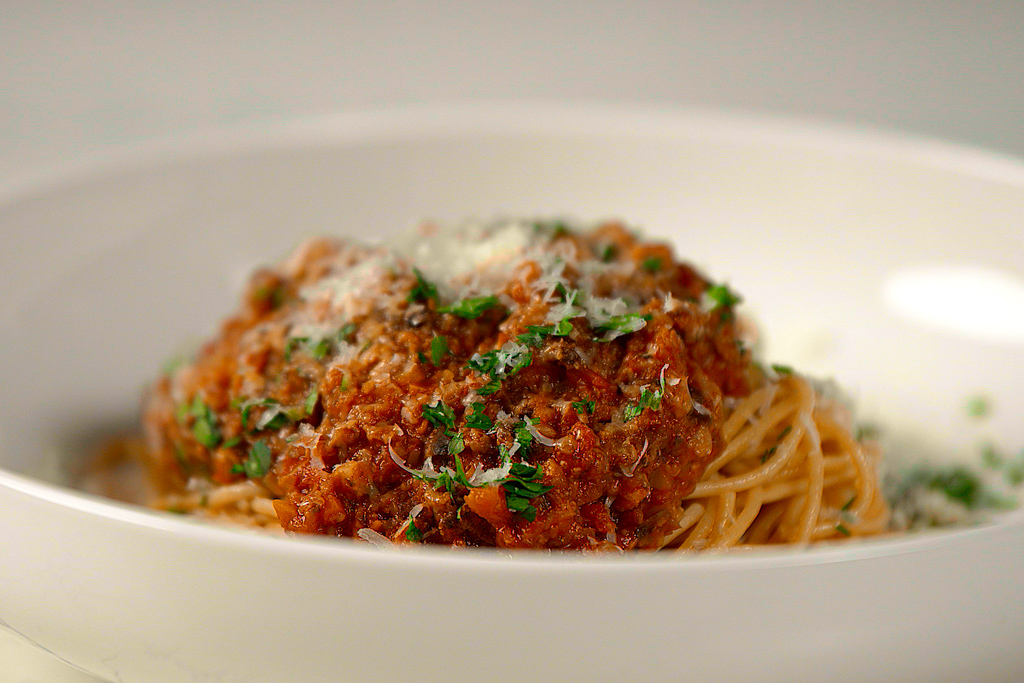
(593, 313, 651, 340)
(430, 335, 449, 366)
(421, 400, 466, 455)
(466, 341, 533, 395)
(641, 256, 662, 273)
(623, 372, 667, 423)
(303, 388, 319, 416)
(771, 364, 793, 375)
(599, 244, 616, 262)
(705, 283, 742, 309)
(501, 462, 552, 522)
(466, 402, 493, 430)
(240, 396, 308, 433)
(439, 295, 501, 319)
(408, 268, 438, 304)
(189, 396, 221, 449)
(232, 440, 272, 478)
(517, 320, 573, 348)
(835, 523, 852, 536)
(223, 435, 242, 449)
(514, 418, 537, 451)
(422, 400, 456, 431)
(966, 395, 990, 418)
(572, 399, 595, 415)
(338, 322, 358, 343)
(405, 517, 423, 542)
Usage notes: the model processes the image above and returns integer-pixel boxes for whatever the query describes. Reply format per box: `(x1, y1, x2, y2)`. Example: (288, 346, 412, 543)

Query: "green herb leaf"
(623, 384, 664, 423)
(705, 283, 743, 309)
(593, 313, 651, 340)
(303, 388, 319, 416)
(422, 400, 456, 431)
(771, 364, 793, 375)
(223, 435, 242, 449)
(338, 322, 358, 343)
(190, 396, 221, 449)
(599, 244, 616, 262)
(405, 517, 423, 542)
(439, 295, 501, 319)
(966, 395, 990, 418)
(641, 256, 662, 273)
(465, 403, 493, 430)
(572, 399, 595, 415)
(430, 335, 449, 366)
(232, 440, 272, 479)
(836, 523, 852, 536)
(408, 268, 438, 304)
(448, 432, 466, 455)
(514, 418, 536, 451)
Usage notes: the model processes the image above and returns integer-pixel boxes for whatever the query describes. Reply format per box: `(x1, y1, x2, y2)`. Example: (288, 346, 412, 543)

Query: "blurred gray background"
(3, 0, 1024, 184)
(2, 1, 1024, 680)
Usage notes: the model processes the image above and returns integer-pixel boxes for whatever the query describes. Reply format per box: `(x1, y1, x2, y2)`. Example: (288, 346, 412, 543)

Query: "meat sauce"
(143, 221, 753, 549)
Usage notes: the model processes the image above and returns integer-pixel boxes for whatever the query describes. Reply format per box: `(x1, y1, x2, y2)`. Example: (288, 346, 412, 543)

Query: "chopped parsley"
(405, 517, 423, 542)
(623, 372, 667, 423)
(232, 440, 272, 478)
(966, 395, 990, 418)
(223, 435, 242, 449)
(835, 523, 852, 537)
(407, 268, 438, 304)
(303, 388, 319, 416)
(421, 399, 466, 455)
(466, 341, 533, 395)
(593, 313, 651, 340)
(430, 335, 449, 366)
(514, 417, 537, 451)
(516, 320, 572, 348)
(501, 462, 552, 522)
(448, 432, 466, 455)
(771, 364, 794, 375)
(285, 335, 332, 361)
(641, 256, 662, 273)
(439, 295, 501, 319)
(572, 399, 595, 415)
(599, 244, 616, 262)
(398, 417, 552, 521)
(338, 322, 358, 343)
(189, 396, 221, 449)
(422, 400, 456, 431)
(239, 396, 308, 433)
(465, 402, 493, 430)
(705, 283, 743, 309)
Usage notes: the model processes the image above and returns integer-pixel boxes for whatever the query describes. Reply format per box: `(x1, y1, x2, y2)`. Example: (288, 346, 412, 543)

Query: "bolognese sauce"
(143, 220, 757, 549)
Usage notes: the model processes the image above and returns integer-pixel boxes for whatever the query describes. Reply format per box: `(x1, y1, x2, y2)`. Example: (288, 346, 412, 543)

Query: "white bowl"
(1, 104, 1022, 683)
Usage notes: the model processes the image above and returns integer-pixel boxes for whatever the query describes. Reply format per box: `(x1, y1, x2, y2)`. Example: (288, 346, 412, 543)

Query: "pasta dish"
(140, 219, 889, 550)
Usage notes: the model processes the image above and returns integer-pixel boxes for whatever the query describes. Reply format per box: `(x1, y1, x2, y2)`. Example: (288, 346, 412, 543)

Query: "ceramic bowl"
(1, 104, 1022, 683)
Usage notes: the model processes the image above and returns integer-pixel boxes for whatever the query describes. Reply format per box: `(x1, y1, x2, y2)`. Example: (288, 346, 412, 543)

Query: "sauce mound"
(143, 220, 753, 549)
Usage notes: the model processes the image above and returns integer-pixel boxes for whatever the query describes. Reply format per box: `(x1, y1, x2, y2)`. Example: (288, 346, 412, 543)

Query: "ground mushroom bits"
(143, 219, 890, 550)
